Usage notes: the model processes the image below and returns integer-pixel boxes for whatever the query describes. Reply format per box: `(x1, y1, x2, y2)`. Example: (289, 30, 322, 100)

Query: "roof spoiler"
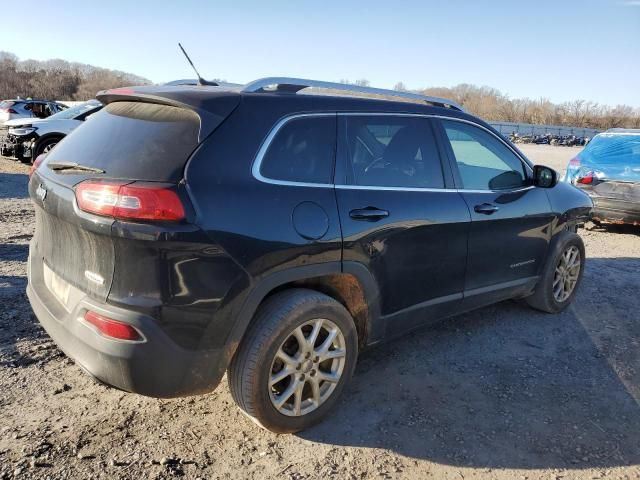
(96, 86, 240, 142)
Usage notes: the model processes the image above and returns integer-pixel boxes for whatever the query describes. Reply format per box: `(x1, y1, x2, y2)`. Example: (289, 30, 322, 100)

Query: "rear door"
(335, 114, 470, 335)
(435, 118, 553, 304)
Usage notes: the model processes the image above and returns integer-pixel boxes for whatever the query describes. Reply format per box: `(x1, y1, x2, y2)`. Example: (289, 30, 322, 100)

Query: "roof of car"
(605, 128, 640, 134)
(98, 76, 464, 111)
(2, 99, 64, 104)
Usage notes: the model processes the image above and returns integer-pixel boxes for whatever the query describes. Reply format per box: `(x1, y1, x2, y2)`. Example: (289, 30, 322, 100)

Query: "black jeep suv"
(27, 78, 592, 433)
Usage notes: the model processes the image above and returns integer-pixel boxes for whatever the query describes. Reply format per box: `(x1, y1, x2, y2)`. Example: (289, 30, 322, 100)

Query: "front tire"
(34, 136, 61, 159)
(526, 230, 585, 313)
(228, 289, 358, 433)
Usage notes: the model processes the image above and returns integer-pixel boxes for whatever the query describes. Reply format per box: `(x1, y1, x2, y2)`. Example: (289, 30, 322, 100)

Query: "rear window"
(258, 115, 336, 184)
(44, 101, 200, 181)
(581, 134, 640, 166)
(0, 100, 17, 108)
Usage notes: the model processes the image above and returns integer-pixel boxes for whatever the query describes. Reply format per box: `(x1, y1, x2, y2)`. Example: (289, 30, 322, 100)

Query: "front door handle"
(349, 207, 389, 221)
(474, 203, 500, 215)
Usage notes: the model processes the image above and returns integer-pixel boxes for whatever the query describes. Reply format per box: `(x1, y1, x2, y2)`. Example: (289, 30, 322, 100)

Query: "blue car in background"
(564, 129, 640, 226)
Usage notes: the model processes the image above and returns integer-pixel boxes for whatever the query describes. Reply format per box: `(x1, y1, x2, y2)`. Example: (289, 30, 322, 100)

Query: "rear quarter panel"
(183, 97, 342, 351)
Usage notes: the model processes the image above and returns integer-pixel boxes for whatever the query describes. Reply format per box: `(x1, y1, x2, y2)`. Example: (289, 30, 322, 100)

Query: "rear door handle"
(349, 207, 389, 221)
(474, 203, 500, 215)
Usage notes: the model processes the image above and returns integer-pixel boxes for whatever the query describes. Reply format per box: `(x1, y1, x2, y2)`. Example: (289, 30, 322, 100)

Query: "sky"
(1, 0, 638, 107)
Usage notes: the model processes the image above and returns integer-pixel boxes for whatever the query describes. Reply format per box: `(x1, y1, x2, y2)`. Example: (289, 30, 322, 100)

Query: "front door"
(335, 114, 470, 336)
(436, 118, 553, 305)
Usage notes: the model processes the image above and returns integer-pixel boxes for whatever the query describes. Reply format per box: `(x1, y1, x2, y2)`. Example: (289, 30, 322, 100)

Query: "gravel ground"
(1, 147, 640, 480)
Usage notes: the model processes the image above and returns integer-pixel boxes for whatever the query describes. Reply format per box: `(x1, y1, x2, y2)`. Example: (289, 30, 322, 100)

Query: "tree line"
(411, 83, 639, 131)
(345, 79, 640, 131)
(1, 51, 637, 130)
(0, 51, 150, 102)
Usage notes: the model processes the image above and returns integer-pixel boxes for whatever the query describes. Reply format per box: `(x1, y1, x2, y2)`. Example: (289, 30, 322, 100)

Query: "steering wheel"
(364, 156, 386, 173)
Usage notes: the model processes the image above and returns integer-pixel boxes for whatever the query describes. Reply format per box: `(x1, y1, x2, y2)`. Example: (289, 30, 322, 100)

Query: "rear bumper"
(591, 196, 640, 225)
(26, 249, 228, 398)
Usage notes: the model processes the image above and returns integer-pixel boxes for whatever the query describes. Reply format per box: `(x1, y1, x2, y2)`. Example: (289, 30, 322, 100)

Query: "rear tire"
(228, 289, 358, 433)
(526, 231, 585, 313)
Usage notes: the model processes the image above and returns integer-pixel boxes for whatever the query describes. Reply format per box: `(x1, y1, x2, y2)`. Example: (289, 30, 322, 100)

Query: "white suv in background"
(2, 100, 102, 161)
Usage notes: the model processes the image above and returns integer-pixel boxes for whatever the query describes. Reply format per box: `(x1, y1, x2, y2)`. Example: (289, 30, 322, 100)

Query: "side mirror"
(533, 165, 559, 188)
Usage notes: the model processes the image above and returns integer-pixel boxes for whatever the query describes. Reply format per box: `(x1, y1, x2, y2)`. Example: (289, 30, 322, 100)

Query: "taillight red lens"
(7, 108, 17, 114)
(75, 181, 185, 221)
(577, 172, 594, 184)
(28, 154, 46, 178)
(83, 311, 142, 341)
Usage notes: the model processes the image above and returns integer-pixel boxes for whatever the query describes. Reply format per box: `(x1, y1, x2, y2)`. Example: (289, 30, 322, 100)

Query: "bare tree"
(0, 51, 150, 101)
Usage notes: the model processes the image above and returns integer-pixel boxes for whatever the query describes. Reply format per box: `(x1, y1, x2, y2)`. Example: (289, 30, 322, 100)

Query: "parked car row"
(0, 99, 102, 163)
(509, 133, 590, 146)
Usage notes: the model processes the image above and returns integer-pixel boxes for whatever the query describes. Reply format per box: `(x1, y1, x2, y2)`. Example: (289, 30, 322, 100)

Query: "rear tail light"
(577, 172, 594, 185)
(83, 311, 143, 341)
(0, 108, 18, 114)
(75, 181, 185, 221)
(29, 154, 46, 178)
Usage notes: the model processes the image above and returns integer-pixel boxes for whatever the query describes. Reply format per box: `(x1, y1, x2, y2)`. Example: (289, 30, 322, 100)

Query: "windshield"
(581, 133, 640, 166)
(48, 101, 101, 120)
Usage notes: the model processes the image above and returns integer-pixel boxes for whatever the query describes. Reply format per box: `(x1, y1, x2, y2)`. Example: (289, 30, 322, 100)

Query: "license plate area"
(43, 262, 71, 312)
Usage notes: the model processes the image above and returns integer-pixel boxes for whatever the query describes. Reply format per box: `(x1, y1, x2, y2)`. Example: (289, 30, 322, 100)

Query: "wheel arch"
(226, 261, 383, 361)
(34, 133, 65, 155)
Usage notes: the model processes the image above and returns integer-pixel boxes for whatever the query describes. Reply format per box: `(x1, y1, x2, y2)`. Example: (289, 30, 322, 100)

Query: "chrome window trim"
(335, 185, 458, 193)
(252, 112, 535, 194)
(334, 184, 535, 194)
(251, 113, 336, 188)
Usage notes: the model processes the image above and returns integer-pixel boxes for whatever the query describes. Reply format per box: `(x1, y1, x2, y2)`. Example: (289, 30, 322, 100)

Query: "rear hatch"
(572, 132, 640, 202)
(29, 87, 240, 303)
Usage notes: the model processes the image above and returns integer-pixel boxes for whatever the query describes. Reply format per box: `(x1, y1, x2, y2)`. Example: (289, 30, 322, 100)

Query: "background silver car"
(0, 99, 67, 123)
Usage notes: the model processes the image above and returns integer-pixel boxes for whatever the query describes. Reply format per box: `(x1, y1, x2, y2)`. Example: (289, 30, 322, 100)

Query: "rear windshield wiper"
(47, 161, 105, 174)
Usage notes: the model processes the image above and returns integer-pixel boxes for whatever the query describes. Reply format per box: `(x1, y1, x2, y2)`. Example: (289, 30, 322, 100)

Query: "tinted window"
(44, 101, 200, 181)
(442, 120, 527, 190)
(259, 116, 336, 184)
(344, 116, 444, 188)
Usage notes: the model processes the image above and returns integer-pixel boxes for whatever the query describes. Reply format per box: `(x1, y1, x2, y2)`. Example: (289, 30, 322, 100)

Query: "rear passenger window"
(343, 116, 444, 189)
(259, 116, 336, 184)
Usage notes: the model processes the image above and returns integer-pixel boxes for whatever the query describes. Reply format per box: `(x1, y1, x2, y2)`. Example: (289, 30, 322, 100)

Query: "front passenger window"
(441, 120, 527, 191)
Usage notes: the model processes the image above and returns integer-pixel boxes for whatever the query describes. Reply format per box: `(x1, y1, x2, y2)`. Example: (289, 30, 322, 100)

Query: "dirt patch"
(1, 151, 640, 480)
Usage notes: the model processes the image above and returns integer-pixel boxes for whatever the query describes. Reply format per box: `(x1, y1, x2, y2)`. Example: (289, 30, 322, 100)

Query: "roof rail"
(242, 77, 465, 112)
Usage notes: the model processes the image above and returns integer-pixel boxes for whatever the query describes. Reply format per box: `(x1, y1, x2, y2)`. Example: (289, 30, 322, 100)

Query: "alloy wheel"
(269, 318, 347, 417)
(553, 245, 581, 302)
